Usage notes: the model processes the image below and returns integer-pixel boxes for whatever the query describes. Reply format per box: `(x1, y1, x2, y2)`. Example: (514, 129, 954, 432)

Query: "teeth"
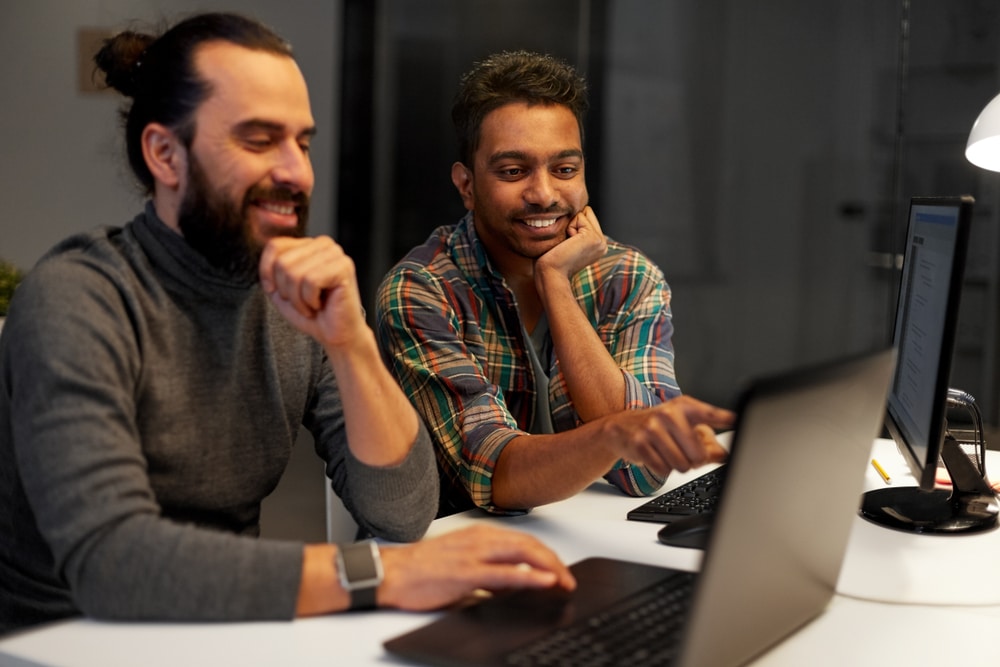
(259, 202, 295, 215)
(524, 218, 557, 228)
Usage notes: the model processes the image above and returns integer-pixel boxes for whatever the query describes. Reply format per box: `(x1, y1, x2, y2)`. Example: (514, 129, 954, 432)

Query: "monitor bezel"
(883, 195, 974, 491)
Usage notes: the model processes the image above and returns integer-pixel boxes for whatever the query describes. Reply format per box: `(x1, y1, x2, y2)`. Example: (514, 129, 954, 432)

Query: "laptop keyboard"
(626, 465, 727, 522)
(503, 569, 696, 667)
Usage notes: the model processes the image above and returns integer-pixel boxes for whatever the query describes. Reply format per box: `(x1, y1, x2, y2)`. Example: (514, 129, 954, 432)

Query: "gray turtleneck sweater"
(0, 203, 438, 635)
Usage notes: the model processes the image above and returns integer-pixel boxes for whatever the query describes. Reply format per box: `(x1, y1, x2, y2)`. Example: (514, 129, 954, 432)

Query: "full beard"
(178, 157, 310, 282)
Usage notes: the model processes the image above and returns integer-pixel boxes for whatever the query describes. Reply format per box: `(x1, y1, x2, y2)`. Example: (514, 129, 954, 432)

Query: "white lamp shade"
(966, 92, 1000, 172)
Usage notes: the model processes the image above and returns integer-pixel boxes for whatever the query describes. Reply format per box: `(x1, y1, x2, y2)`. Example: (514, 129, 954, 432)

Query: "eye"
(553, 164, 581, 178)
(243, 135, 275, 151)
(495, 166, 526, 180)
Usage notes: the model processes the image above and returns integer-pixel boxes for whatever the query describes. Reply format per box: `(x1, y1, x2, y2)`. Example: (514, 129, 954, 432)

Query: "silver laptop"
(384, 348, 895, 667)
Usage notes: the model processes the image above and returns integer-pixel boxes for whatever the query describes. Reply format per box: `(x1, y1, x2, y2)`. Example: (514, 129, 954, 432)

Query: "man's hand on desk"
(377, 525, 577, 611)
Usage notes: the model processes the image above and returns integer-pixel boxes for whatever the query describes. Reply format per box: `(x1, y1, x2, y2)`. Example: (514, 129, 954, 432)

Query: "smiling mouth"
(256, 200, 297, 216)
(521, 217, 563, 229)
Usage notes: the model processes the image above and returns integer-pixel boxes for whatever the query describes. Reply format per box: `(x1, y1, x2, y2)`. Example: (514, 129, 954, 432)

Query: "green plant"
(0, 259, 25, 316)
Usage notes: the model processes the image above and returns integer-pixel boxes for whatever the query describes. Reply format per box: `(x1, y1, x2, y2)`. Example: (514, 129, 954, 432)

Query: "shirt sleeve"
(376, 266, 524, 515)
(583, 248, 681, 496)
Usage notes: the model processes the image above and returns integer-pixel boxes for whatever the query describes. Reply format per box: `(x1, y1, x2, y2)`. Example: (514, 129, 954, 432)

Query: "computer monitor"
(859, 195, 998, 534)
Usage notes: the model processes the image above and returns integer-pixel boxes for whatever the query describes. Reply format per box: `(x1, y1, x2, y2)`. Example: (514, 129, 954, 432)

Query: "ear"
(141, 122, 186, 189)
(450, 161, 474, 211)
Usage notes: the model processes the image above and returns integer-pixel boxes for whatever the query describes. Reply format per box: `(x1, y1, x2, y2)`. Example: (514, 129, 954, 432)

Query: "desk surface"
(2, 440, 999, 667)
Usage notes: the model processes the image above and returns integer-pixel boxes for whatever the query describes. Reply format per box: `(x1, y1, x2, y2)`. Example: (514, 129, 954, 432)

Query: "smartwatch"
(334, 540, 383, 610)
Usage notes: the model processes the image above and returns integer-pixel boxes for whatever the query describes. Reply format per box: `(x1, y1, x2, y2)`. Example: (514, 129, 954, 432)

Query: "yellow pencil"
(871, 458, 891, 485)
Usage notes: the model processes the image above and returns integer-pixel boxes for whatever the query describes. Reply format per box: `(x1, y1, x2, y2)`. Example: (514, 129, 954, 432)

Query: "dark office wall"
(602, 1, 900, 401)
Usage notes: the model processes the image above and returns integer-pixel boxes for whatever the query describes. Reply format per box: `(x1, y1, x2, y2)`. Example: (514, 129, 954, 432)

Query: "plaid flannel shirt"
(376, 214, 680, 514)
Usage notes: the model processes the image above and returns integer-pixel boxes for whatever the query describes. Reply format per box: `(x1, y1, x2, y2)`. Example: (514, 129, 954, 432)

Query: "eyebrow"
(234, 119, 318, 139)
(487, 148, 584, 165)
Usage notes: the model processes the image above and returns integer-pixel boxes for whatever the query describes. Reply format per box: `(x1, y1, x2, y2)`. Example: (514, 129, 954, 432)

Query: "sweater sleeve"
(306, 361, 439, 542)
(322, 424, 438, 542)
(5, 258, 304, 622)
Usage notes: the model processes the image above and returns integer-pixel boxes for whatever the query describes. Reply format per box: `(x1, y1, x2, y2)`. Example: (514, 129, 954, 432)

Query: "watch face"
(339, 541, 384, 590)
(338, 541, 383, 610)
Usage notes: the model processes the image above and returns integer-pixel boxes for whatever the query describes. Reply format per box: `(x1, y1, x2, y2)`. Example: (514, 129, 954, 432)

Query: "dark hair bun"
(93, 31, 155, 97)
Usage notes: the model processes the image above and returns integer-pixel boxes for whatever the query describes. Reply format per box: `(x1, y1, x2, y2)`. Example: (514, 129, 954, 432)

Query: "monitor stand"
(859, 436, 999, 534)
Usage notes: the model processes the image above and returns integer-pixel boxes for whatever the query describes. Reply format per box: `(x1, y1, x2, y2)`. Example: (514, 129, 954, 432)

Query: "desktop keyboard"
(626, 465, 727, 523)
(504, 569, 696, 667)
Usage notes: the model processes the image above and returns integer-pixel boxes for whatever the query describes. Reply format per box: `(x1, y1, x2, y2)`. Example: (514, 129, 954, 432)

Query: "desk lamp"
(966, 92, 1000, 171)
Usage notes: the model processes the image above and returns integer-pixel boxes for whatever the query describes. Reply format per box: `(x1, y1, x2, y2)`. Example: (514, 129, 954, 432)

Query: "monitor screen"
(885, 197, 971, 490)
(860, 195, 998, 534)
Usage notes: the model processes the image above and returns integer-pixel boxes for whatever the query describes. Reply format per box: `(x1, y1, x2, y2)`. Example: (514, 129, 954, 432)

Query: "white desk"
(2, 440, 999, 667)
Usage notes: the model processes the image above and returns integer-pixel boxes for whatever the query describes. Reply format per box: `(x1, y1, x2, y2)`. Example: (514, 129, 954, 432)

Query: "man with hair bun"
(0, 13, 573, 636)
(377, 51, 735, 517)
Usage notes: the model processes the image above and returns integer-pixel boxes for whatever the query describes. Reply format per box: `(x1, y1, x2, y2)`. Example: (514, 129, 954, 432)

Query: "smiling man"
(0, 16, 574, 636)
(376, 51, 734, 517)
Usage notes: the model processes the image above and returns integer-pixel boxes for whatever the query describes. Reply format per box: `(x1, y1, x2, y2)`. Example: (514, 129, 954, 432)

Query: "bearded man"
(0, 13, 573, 636)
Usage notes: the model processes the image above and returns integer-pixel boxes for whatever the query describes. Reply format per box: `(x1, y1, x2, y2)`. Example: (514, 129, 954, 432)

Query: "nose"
(271, 140, 314, 193)
(523, 171, 557, 208)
